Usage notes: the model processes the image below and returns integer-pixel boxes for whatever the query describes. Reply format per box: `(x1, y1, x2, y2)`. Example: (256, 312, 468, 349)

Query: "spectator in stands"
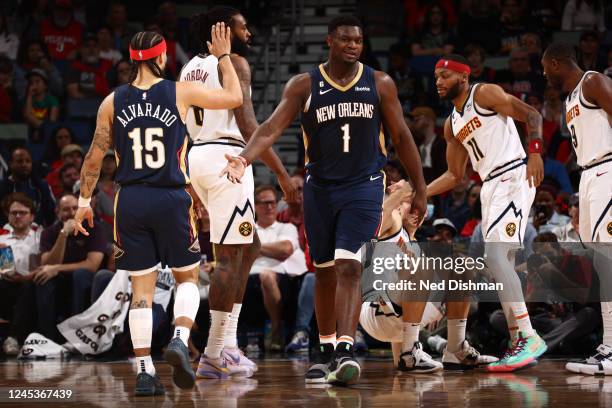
(408, 106, 446, 183)
(46, 144, 84, 198)
(540, 86, 572, 163)
(431, 218, 457, 243)
(526, 0, 562, 32)
(411, 3, 456, 57)
(97, 25, 122, 65)
(404, 0, 457, 35)
(552, 194, 581, 243)
(460, 193, 481, 238)
(95, 150, 117, 239)
(0, 193, 41, 355)
(387, 43, 424, 107)
(465, 43, 495, 83)
(23, 69, 59, 141)
(542, 142, 573, 195)
(108, 59, 131, 88)
(106, 2, 136, 54)
(143, 19, 188, 79)
(40, 0, 83, 62)
(0, 148, 56, 227)
(498, 0, 530, 55)
(441, 182, 471, 233)
(0, 56, 17, 122)
(576, 30, 607, 73)
(0, 10, 19, 60)
(66, 32, 112, 100)
(245, 185, 303, 351)
(496, 46, 545, 100)
(561, 0, 606, 32)
(15, 39, 64, 100)
(532, 189, 570, 233)
(521, 32, 543, 74)
(43, 126, 75, 171)
(58, 163, 80, 197)
(35, 194, 107, 343)
(456, 0, 499, 54)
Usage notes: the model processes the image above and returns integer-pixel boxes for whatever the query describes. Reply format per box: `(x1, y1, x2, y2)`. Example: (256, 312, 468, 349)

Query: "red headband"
(435, 59, 471, 75)
(129, 40, 167, 61)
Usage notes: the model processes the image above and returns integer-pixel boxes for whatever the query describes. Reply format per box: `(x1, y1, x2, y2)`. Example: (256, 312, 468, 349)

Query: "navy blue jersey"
(113, 80, 190, 187)
(301, 63, 387, 182)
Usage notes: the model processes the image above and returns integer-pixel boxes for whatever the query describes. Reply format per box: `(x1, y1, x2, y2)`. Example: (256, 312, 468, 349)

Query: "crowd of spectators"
(0, 0, 610, 358)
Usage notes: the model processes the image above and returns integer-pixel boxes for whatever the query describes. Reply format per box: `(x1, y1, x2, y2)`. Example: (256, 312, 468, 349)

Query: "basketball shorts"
(188, 141, 255, 245)
(480, 161, 535, 243)
(360, 301, 403, 343)
(303, 172, 384, 267)
(114, 185, 200, 275)
(579, 160, 612, 243)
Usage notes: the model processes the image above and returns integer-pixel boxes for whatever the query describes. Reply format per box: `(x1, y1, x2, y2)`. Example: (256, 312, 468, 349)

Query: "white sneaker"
(222, 348, 258, 374)
(398, 342, 443, 373)
(442, 340, 498, 370)
(2, 337, 19, 356)
(566, 344, 612, 375)
(427, 335, 447, 354)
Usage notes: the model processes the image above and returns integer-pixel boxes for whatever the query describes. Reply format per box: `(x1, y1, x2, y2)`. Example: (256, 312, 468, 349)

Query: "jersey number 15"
(128, 127, 165, 169)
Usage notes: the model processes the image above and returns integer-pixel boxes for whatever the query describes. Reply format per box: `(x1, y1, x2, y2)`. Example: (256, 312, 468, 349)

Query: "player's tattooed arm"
(80, 94, 114, 200)
(231, 55, 297, 201)
(582, 72, 612, 116)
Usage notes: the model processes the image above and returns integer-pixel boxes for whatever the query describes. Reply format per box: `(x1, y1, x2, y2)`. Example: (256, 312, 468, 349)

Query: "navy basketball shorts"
(303, 172, 384, 267)
(113, 184, 201, 275)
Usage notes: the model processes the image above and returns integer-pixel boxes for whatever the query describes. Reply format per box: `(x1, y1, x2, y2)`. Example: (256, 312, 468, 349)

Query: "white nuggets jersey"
(565, 71, 612, 167)
(450, 84, 526, 180)
(179, 54, 244, 143)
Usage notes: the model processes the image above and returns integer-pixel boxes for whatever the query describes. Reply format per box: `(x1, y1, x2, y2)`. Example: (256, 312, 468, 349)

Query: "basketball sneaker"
(566, 344, 612, 375)
(286, 330, 310, 353)
(486, 332, 547, 372)
(134, 372, 165, 397)
(222, 348, 255, 377)
(354, 329, 368, 353)
(327, 342, 361, 386)
(164, 337, 196, 389)
(2, 337, 19, 356)
(305, 343, 334, 384)
(442, 340, 498, 370)
(398, 341, 443, 373)
(196, 354, 231, 379)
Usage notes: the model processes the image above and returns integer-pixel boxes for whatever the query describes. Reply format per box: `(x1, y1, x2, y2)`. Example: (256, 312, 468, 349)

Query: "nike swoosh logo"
(319, 89, 333, 95)
(501, 177, 511, 182)
(370, 175, 382, 181)
(597, 171, 608, 177)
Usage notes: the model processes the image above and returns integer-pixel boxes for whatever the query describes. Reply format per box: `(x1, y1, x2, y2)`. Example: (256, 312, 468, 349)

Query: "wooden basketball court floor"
(0, 356, 610, 407)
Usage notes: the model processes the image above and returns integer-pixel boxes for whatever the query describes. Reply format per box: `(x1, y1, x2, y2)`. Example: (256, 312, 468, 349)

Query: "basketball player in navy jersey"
(73, 24, 242, 396)
(222, 16, 427, 385)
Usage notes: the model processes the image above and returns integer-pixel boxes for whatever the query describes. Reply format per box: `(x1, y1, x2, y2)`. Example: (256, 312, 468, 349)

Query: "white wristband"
(78, 196, 91, 208)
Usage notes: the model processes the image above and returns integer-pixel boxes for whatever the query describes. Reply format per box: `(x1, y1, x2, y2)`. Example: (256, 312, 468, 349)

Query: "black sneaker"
(134, 372, 165, 397)
(327, 342, 361, 386)
(164, 337, 196, 389)
(305, 343, 334, 383)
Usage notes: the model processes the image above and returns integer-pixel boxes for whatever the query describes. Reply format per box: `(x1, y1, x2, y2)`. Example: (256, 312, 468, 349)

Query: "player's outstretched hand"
(74, 206, 94, 236)
(220, 154, 246, 183)
(278, 173, 299, 203)
(526, 153, 544, 188)
(207, 22, 231, 58)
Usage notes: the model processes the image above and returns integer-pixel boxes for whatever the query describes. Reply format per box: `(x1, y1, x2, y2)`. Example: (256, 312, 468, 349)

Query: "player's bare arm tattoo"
(131, 298, 149, 309)
(232, 58, 258, 139)
(526, 110, 543, 141)
(80, 109, 112, 199)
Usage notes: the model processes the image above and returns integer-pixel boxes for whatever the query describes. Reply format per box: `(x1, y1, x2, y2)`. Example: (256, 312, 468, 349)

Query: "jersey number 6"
(128, 127, 165, 169)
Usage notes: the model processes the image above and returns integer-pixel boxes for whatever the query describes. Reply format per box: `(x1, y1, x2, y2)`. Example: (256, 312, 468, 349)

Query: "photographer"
(532, 189, 570, 233)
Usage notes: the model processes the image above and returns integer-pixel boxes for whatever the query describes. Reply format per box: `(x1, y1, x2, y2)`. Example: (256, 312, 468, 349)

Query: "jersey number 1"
(466, 138, 484, 161)
(341, 123, 350, 153)
(128, 127, 165, 169)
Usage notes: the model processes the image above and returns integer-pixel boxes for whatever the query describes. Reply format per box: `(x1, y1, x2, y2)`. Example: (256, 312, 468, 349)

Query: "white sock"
(129, 308, 152, 350)
(337, 335, 354, 347)
(402, 322, 420, 353)
(602, 302, 612, 346)
(513, 303, 535, 336)
(174, 281, 199, 318)
(447, 319, 467, 353)
(204, 310, 231, 359)
(319, 332, 336, 347)
(174, 326, 190, 346)
(224, 303, 242, 349)
(136, 355, 156, 375)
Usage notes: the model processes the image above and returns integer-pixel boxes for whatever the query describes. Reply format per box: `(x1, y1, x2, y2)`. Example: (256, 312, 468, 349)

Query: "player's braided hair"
(128, 31, 165, 86)
(190, 6, 240, 54)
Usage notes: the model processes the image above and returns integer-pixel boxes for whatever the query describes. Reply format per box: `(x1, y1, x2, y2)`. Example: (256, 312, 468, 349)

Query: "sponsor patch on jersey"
(239, 222, 253, 237)
(113, 243, 125, 259)
(506, 222, 517, 237)
(188, 239, 201, 254)
(607, 222, 612, 236)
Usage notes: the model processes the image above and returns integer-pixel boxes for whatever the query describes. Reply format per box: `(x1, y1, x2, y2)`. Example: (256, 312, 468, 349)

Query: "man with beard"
(425, 54, 547, 372)
(541, 42, 612, 376)
(180, 7, 297, 379)
(221, 15, 427, 386)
